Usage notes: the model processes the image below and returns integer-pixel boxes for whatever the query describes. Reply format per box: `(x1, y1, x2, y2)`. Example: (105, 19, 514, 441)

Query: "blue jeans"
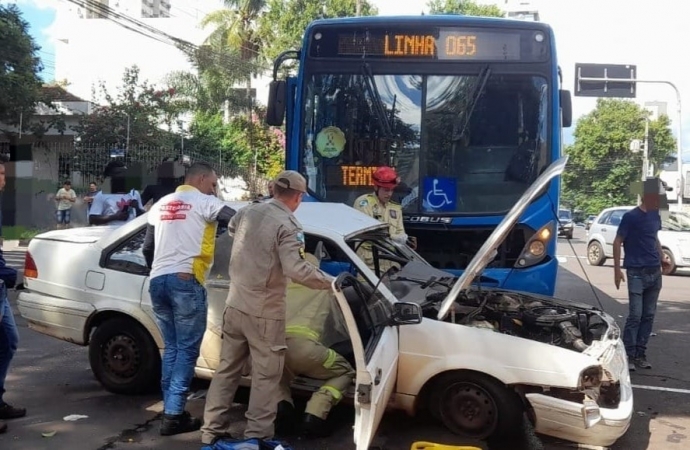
(622, 267, 662, 359)
(0, 284, 19, 405)
(149, 273, 208, 415)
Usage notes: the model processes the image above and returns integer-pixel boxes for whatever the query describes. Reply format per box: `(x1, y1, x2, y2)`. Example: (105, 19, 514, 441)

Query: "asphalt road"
(1, 229, 689, 450)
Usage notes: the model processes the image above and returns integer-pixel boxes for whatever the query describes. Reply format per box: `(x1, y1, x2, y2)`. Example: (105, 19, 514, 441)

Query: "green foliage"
(259, 0, 378, 62)
(189, 111, 285, 178)
(0, 4, 44, 129)
(563, 99, 676, 214)
(73, 66, 181, 146)
(427, 0, 505, 16)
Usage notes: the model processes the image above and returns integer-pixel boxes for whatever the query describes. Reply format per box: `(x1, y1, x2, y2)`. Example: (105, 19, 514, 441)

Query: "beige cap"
(273, 170, 307, 193)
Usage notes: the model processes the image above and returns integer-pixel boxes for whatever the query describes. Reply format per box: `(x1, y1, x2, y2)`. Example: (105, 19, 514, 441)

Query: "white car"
(586, 206, 690, 274)
(17, 157, 632, 448)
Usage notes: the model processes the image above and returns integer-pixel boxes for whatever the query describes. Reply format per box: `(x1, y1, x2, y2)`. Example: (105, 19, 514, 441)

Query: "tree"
(562, 99, 676, 214)
(0, 4, 44, 131)
(259, 0, 378, 63)
(427, 0, 505, 16)
(189, 110, 284, 179)
(201, 0, 268, 116)
(73, 66, 181, 146)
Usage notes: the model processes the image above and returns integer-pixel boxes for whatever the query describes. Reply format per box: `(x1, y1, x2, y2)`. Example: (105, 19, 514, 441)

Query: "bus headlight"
(515, 221, 554, 268)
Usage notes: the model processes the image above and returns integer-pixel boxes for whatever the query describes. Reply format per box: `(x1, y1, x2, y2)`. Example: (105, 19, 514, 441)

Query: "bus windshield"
(300, 69, 550, 215)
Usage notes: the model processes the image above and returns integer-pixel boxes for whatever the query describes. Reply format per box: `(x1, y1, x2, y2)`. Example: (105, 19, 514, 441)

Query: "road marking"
(633, 384, 690, 395)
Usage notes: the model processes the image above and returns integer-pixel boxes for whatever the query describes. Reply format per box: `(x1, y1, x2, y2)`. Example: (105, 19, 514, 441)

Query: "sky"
(4, 0, 690, 153)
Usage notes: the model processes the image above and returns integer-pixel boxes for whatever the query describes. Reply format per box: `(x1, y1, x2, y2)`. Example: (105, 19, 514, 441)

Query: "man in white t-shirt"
(54, 180, 77, 229)
(141, 162, 236, 437)
(88, 161, 145, 226)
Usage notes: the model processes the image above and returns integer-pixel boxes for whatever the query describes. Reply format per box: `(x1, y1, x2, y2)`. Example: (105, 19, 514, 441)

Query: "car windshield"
(300, 70, 550, 215)
(558, 210, 572, 220)
(663, 211, 690, 232)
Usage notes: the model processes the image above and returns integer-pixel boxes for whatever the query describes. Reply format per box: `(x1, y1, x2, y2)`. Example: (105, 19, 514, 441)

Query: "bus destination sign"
(308, 26, 549, 62)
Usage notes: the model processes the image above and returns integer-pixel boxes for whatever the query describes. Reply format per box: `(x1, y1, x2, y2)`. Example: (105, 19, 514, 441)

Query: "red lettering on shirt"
(159, 200, 192, 221)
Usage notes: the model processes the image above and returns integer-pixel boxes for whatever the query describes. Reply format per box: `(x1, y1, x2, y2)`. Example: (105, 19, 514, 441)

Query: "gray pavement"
(1, 227, 689, 449)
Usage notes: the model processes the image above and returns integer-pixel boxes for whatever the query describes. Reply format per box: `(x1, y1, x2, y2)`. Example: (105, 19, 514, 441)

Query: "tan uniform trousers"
(201, 307, 287, 443)
(278, 336, 355, 420)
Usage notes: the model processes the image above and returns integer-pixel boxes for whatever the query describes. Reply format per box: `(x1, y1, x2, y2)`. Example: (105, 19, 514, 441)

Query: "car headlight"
(579, 365, 603, 389)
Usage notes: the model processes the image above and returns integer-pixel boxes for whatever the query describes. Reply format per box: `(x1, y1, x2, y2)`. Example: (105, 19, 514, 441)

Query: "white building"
(52, 0, 273, 109)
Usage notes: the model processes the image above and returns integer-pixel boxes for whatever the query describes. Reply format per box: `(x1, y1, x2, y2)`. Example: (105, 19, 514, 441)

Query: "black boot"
(274, 400, 297, 436)
(159, 411, 202, 436)
(301, 413, 331, 438)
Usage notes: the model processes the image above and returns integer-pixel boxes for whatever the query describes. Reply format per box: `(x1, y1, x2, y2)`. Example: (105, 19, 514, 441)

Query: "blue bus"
(266, 15, 572, 296)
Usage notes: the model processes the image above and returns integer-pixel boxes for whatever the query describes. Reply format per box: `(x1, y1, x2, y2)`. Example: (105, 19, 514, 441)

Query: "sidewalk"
(1, 240, 27, 251)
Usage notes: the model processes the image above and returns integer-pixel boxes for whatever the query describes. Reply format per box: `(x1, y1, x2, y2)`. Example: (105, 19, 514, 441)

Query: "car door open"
(331, 272, 422, 450)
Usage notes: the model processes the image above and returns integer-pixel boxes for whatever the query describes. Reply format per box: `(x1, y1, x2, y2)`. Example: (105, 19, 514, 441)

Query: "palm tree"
(201, 0, 267, 118)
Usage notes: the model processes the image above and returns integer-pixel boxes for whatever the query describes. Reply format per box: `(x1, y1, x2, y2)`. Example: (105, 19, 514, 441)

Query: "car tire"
(566, 231, 573, 240)
(662, 248, 677, 276)
(587, 241, 606, 266)
(428, 372, 523, 441)
(89, 317, 161, 395)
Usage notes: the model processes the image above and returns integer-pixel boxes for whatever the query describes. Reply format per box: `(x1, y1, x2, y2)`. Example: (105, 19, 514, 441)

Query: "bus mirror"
(266, 80, 287, 126)
(560, 89, 572, 128)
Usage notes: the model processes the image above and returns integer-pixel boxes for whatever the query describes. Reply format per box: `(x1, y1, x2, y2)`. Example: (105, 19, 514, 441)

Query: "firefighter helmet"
(372, 166, 400, 189)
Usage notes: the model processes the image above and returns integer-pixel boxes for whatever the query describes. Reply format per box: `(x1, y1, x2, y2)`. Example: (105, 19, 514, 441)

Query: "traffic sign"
(574, 63, 637, 98)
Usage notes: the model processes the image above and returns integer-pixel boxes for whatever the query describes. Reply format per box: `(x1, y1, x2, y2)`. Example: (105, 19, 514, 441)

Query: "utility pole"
(356, 0, 361, 16)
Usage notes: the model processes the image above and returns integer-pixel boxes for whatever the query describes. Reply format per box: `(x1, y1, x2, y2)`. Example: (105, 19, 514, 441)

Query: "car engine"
(422, 289, 609, 352)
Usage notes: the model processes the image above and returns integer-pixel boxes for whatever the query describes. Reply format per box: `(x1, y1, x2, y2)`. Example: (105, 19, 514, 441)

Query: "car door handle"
(601, 228, 607, 232)
(374, 368, 382, 385)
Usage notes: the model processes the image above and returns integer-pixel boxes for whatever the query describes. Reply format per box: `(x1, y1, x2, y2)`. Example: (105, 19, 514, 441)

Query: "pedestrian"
(141, 162, 237, 436)
(201, 170, 334, 446)
(613, 178, 672, 371)
(0, 160, 25, 435)
(55, 180, 76, 229)
(83, 182, 101, 214)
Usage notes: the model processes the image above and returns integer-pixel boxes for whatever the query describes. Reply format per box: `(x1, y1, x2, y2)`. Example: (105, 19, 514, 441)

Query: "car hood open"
(437, 156, 568, 320)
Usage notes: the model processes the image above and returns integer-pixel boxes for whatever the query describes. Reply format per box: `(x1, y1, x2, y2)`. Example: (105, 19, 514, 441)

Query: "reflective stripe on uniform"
(322, 348, 337, 369)
(320, 385, 343, 402)
(286, 325, 320, 341)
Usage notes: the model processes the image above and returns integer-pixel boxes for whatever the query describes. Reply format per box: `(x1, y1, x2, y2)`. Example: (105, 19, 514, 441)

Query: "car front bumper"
(525, 344, 633, 447)
(558, 224, 574, 236)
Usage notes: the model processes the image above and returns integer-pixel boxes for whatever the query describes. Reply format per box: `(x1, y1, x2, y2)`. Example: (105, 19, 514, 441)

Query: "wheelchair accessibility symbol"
(422, 177, 456, 212)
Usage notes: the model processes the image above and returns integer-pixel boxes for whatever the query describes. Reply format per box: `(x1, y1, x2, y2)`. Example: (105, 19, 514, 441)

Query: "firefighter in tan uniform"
(201, 171, 334, 446)
(353, 166, 417, 274)
(275, 253, 354, 437)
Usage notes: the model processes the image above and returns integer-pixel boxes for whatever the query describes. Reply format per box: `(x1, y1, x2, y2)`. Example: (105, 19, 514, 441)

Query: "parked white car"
(586, 206, 690, 274)
(17, 157, 632, 448)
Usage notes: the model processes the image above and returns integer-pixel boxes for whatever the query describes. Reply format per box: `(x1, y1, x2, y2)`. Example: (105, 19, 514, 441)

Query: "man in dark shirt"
(0, 161, 25, 435)
(613, 179, 671, 371)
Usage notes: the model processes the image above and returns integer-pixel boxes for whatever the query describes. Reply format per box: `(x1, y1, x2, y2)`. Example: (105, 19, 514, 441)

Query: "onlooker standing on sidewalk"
(142, 162, 237, 437)
(83, 182, 101, 214)
(613, 178, 672, 371)
(201, 171, 334, 446)
(0, 161, 25, 435)
(55, 180, 77, 229)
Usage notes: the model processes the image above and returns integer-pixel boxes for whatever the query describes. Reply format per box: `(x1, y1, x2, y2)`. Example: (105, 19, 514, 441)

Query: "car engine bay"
(388, 261, 610, 353)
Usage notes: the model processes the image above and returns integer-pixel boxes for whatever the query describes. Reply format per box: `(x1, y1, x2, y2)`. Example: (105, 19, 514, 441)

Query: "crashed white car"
(17, 157, 632, 448)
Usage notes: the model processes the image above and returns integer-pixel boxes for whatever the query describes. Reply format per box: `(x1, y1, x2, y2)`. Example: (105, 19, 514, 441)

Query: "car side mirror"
(390, 302, 423, 326)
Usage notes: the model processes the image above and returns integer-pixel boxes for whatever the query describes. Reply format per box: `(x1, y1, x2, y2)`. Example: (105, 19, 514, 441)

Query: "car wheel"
(662, 248, 677, 275)
(566, 231, 573, 240)
(89, 317, 161, 395)
(587, 241, 606, 266)
(428, 372, 523, 441)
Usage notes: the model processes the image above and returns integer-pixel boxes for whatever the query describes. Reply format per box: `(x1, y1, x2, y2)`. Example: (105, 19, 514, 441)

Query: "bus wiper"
(454, 65, 492, 142)
(361, 62, 394, 139)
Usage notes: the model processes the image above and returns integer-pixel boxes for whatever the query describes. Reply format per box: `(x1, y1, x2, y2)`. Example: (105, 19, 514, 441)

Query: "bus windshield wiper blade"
(361, 62, 394, 139)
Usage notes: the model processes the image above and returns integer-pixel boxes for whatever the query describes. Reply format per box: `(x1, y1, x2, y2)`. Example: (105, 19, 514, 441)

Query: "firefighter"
(275, 253, 354, 437)
(353, 166, 417, 274)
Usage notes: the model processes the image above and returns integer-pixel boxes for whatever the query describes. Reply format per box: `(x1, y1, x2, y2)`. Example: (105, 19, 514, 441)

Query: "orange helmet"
(372, 166, 399, 189)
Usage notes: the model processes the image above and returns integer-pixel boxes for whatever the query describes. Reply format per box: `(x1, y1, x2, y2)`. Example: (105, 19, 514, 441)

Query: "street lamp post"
(122, 111, 130, 150)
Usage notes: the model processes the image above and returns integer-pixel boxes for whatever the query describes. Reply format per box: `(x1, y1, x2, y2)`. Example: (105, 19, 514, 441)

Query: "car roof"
(599, 205, 636, 215)
(224, 200, 387, 238)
